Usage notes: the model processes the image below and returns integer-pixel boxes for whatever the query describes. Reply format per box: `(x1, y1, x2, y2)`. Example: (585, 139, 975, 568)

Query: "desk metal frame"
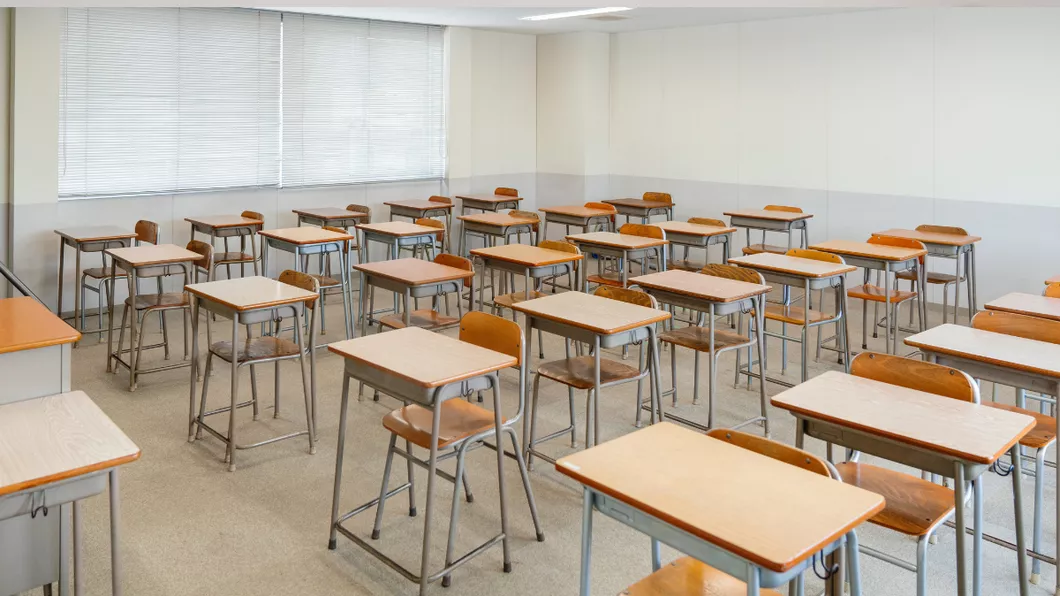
(604, 201, 674, 224)
(262, 234, 355, 340)
(667, 228, 733, 268)
(729, 214, 809, 254)
(837, 252, 927, 355)
(539, 211, 614, 240)
(57, 232, 134, 342)
(458, 219, 536, 257)
(388, 202, 453, 250)
(188, 219, 262, 279)
(566, 239, 668, 291)
(359, 228, 437, 264)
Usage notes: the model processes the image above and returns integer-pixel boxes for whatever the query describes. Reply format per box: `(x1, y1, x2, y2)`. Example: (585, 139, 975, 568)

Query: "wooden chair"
(972, 310, 1058, 583)
(116, 239, 209, 389)
(195, 269, 318, 470)
(847, 235, 924, 353)
(378, 254, 472, 332)
(670, 217, 728, 271)
(1044, 283, 1060, 298)
(835, 351, 978, 596)
(414, 217, 446, 256)
(213, 209, 262, 280)
(586, 223, 665, 289)
(527, 286, 657, 466)
(494, 240, 581, 313)
(428, 195, 451, 205)
(741, 205, 806, 256)
(622, 428, 833, 596)
(643, 191, 672, 204)
(372, 311, 543, 586)
(507, 209, 540, 245)
(735, 248, 848, 384)
(80, 219, 160, 334)
(894, 224, 967, 326)
(583, 201, 616, 232)
(495, 186, 518, 197)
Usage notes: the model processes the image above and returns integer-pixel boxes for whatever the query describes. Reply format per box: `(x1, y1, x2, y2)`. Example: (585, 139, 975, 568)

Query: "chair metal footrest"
(110, 355, 191, 375)
(193, 419, 310, 451)
(736, 367, 796, 389)
(941, 520, 1056, 566)
(201, 399, 256, 418)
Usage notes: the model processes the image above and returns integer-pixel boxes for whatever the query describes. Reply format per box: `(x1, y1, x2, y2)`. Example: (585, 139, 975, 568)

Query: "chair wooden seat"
(378, 309, 460, 331)
(83, 265, 126, 279)
(215, 251, 255, 264)
(308, 273, 342, 288)
(835, 462, 954, 536)
(847, 284, 917, 303)
(537, 355, 642, 390)
(124, 292, 188, 310)
(659, 326, 749, 352)
(895, 269, 959, 284)
(383, 400, 506, 450)
(984, 403, 1057, 449)
(586, 272, 624, 287)
(742, 243, 788, 256)
(756, 303, 832, 325)
(209, 336, 301, 364)
(622, 556, 783, 596)
(668, 258, 706, 272)
(493, 290, 549, 309)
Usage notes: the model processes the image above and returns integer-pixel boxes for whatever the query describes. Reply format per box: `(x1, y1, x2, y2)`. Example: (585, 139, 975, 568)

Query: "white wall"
(605, 8, 1060, 300)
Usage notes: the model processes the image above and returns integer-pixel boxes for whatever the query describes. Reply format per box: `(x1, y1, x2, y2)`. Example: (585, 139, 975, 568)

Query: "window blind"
(59, 8, 282, 198)
(281, 14, 445, 187)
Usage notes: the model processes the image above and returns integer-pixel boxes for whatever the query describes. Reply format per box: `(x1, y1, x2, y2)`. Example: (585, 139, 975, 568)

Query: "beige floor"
(45, 288, 1055, 596)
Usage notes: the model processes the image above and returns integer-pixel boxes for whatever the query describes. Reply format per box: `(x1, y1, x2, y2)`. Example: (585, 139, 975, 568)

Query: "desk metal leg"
(106, 266, 118, 372)
(73, 500, 84, 596)
(974, 478, 983, 596)
(954, 463, 969, 596)
(847, 530, 863, 596)
(649, 326, 665, 425)
(755, 298, 769, 437)
(1010, 445, 1030, 596)
(109, 469, 123, 596)
(73, 247, 82, 342)
(57, 238, 66, 318)
(188, 296, 199, 441)
(329, 373, 351, 550)
(417, 405, 443, 596)
(747, 566, 761, 596)
(127, 271, 139, 391)
(579, 487, 594, 596)
(969, 246, 978, 324)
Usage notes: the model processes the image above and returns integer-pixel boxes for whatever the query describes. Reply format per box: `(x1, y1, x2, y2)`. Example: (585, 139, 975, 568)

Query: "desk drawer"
(0, 473, 107, 521)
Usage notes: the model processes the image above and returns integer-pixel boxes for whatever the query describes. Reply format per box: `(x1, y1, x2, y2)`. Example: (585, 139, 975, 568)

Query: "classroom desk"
(186, 276, 319, 471)
(809, 239, 927, 355)
(293, 207, 370, 230)
(455, 192, 522, 214)
(327, 327, 521, 596)
(511, 291, 671, 452)
(728, 252, 857, 384)
(724, 209, 812, 253)
(55, 226, 137, 340)
(985, 292, 1060, 322)
(874, 228, 981, 324)
(470, 244, 582, 311)
(629, 270, 769, 432)
(353, 258, 474, 333)
(356, 221, 439, 263)
(259, 227, 355, 339)
(186, 214, 264, 279)
(0, 391, 140, 596)
(654, 220, 736, 269)
(0, 298, 81, 596)
(457, 212, 539, 256)
(537, 205, 615, 238)
(602, 197, 674, 224)
(565, 232, 668, 291)
(385, 199, 454, 248)
(906, 323, 1060, 595)
(104, 244, 201, 391)
(556, 422, 883, 596)
(774, 370, 1035, 596)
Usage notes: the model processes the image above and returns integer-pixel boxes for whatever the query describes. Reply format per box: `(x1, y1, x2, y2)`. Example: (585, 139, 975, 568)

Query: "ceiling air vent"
(585, 14, 629, 21)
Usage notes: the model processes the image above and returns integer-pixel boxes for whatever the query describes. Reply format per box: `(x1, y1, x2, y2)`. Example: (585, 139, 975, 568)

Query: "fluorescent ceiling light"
(520, 7, 633, 21)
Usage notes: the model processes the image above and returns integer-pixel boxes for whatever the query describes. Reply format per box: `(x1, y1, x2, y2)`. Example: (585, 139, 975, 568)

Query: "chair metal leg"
(527, 372, 542, 471)
(1032, 445, 1047, 584)
(406, 439, 417, 516)
(490, 381, 513, 573)
(441, 444, 469, 588)
(507, 427, 544, 541)
(371, 434, 399, 540)
(916, 535, 929, 596)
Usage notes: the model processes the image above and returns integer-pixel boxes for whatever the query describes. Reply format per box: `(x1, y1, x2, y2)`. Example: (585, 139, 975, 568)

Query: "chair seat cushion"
(742, 243, 788, 256)
(756, 303, 832, 326)
(308, 273, 342, 288)
(378, 309, 459, 331)
(383, 400, 504, 450)
(659, 326, 749, 352)
(493, 290, 548, 309)
(215, 251, 255, 264)
(124, 292, 188, 310)
(895, 269, 960, 284)
(835, 462, 954, 536)
(537, 355, 642, 390)
(586, 272, 624, 287)
(847, 284, 917, 303)
(83, 266, 126, 279)
(210, 336, 301, 363)
(623, 556, 783, 596)
(984, 403, 1057, 449)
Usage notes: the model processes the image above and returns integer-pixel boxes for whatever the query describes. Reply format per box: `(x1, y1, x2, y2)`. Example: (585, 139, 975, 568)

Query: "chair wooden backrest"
(643, 191, 672, 204)
(707, 428, 830, 477)
(414, 218, 446, 243)
(688, 217, 727, 228)
(279, 269, 320, 308)
(850, 352, 978, 403)
(916, 224, 968, 236)
(186, 240, 214, 273)
(509, 209, 539, 222)
(495, 187, 519, 197)
(538, 239, 580, 255)
(241, 210, 264, 222)
(428, 195, 452, 205)
(869, 234, 926, 251)
(764, 205, 802, 213)
(699, 263, 764, 285)
(594, 285, 657, 309)
(584, 201, 617, 214)
(434, 253, 473, 288)
(786, 247, 844, 264)
(460, 311, 523, 366)
(972, 310, 1060, 345)
(618, 223, 665, 240)
(1044, 283, 1060, 299)
(345, 204, 371, 221)
(135, 220, 159, 245)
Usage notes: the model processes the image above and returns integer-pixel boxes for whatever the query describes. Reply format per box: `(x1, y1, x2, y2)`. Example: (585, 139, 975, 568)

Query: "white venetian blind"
(59, 8, 282, 198)
(281, 14, 445, 187)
